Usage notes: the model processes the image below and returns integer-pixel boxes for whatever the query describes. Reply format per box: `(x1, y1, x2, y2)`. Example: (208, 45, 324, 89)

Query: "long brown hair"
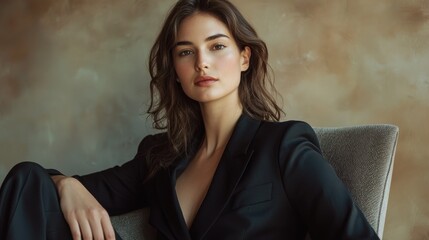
(146, 0, 283, 179)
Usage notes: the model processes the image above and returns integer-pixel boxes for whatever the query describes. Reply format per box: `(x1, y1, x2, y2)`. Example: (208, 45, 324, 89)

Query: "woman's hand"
(52, 176, 116, 240)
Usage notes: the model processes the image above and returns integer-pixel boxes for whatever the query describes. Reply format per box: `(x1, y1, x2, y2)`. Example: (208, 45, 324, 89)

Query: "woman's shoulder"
(260, 119, 317, 137)
(142, 132, 169, 142)
(137, 132, 169, 153)
(255, 119, 321, 149)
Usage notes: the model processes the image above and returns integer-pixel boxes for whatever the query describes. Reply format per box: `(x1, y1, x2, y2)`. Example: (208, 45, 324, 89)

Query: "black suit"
(75, 114, 379, 240)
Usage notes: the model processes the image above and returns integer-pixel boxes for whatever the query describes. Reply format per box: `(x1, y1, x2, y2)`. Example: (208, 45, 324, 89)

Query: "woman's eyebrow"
(175, 33, 230, 47)
(205, 33, 230, 41)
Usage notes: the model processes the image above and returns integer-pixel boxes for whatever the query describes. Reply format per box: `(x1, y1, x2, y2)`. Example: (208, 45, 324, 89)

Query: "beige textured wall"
(0, 0, 428, 239)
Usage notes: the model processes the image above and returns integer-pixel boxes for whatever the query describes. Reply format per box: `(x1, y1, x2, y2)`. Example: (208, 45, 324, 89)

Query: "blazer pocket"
(231, 182, 272, 210)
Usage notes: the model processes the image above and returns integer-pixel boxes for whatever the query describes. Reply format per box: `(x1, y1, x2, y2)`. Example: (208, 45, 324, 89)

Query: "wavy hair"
(146, 0, 283, 178)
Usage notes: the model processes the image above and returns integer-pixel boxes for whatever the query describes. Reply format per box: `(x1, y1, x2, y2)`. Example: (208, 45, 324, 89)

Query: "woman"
(0, 0, 379, 239)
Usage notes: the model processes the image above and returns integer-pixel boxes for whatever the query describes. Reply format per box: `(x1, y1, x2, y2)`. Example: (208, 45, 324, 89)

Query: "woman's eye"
(178, 50, 193, 57)
(213, 44, 226, 50)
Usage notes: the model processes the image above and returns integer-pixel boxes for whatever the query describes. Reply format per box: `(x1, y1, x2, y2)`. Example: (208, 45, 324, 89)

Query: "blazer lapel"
(190, 114, 262, 239)
(153, 158, 192, 240)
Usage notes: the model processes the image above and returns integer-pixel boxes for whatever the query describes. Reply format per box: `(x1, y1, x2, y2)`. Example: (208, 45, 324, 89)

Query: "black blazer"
(76, 114, 379, 240)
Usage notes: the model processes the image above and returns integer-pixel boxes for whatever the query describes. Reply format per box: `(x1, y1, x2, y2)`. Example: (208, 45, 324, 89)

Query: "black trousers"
(0, 162, 122, 240)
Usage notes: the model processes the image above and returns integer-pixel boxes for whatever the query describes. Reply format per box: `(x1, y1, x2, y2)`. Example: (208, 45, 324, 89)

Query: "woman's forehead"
(176, 12, 232, 41)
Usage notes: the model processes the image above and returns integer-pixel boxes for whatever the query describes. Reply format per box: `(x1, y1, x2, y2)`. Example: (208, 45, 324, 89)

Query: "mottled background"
(0, 0, 428, 239)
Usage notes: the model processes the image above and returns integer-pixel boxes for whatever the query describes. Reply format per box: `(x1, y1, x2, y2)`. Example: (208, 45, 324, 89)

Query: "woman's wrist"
(51, 175, 77, 192)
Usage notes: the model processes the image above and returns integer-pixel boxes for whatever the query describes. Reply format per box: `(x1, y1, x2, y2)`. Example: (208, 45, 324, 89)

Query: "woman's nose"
(195, 51, 209, 72)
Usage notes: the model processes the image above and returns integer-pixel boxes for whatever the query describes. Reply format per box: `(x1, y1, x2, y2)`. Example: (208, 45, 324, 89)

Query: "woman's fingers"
(87, 213, 105, 240)
(101, 212, 116, 240)
(79, 219, 93, 240)
(87, 208, 115, 240)
(63, 207, 113, 240)
(67, 217, 82, 240)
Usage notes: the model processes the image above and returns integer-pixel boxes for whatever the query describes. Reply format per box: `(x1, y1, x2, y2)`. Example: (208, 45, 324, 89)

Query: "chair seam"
(376, 129, 399, 235)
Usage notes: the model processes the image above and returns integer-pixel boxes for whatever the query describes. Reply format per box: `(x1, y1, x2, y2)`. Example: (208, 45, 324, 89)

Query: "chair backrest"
(313, 124, 399, 239)
(111, 124, 399, 240)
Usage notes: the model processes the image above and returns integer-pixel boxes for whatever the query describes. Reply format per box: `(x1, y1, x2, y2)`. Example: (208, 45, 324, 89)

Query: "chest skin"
(175, 145, 225, 229)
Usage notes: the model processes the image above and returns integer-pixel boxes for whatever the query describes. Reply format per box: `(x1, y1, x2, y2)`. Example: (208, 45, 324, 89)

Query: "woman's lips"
(194, 76, 218, 87)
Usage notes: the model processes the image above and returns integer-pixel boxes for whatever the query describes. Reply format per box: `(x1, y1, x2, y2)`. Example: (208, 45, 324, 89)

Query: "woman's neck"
(199, 100, 243, 158)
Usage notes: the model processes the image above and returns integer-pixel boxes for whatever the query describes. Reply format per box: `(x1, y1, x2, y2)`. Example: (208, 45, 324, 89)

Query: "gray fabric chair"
(111, 124, 399, 240)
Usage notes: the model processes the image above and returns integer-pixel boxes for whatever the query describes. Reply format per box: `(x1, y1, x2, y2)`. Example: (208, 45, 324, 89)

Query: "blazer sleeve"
(71, 134, 158, 216)
(279, 121, 380, 240)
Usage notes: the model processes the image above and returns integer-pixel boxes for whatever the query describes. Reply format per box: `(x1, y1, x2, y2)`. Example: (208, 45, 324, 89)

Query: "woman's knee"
(7, 161, 47, 181)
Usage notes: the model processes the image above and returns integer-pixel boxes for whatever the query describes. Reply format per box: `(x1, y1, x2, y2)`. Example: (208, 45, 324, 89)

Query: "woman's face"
(173, 12, 250, 105)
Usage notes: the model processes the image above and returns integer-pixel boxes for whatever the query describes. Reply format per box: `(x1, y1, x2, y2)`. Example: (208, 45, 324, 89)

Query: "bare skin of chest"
(175, 146, 224, 228)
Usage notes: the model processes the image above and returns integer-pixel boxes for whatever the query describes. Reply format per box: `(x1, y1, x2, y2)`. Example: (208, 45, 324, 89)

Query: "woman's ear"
(240, 46, 251, 72)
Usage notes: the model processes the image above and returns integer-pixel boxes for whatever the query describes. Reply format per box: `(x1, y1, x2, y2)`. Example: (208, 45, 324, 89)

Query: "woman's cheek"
(175, 61, 193, 80)
(218, 51, 242, 78)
